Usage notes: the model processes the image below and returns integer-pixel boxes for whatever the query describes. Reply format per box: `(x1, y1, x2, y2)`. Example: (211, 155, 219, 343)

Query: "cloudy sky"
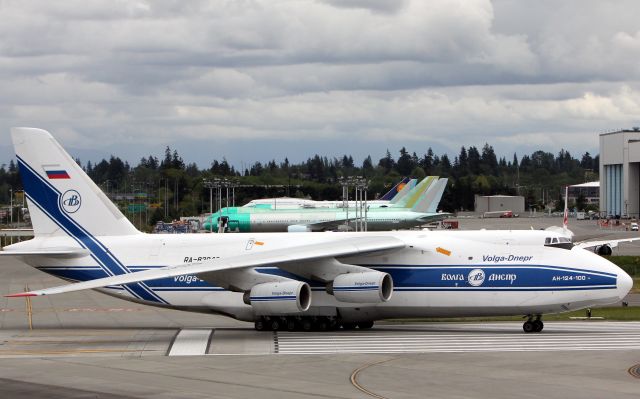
(1, 0, 639, 168)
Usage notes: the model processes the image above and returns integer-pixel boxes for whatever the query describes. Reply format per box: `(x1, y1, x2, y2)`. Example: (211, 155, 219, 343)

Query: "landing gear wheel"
(254, 319, 266, 331)
(533, 320, 543, 332)
(328, 319, 338, 330)
(357, 321, 374, 329)
(523, 320, 535, 333)
(301, 319, 313, 332)
(286, 319, 297, 331)
(270, 319, 281, 331)
(341, 322, 357, 330)
(315, 317, 329, 331)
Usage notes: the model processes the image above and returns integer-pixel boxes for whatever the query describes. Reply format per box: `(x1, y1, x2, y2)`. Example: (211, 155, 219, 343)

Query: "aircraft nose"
(618, 270, 633, 300)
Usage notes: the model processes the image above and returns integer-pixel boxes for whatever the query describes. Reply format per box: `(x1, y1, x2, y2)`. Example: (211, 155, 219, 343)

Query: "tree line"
(0, 144, 599, 229)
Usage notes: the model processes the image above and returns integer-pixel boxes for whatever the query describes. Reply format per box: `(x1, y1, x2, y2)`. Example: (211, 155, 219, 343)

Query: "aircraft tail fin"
(394, 176, 437, 208)
(411, 178, 448, 213)
(388, 179, 417, 204)
(379, 177, 411, 201)
(11, 128, 140, 238)
(547, 186, 573, 238)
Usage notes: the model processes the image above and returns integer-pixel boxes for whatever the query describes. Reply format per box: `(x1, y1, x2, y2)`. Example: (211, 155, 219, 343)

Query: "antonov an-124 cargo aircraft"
(1, 128, 633, 333)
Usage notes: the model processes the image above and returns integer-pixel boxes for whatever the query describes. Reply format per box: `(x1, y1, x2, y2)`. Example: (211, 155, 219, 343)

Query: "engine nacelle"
(596, 244, 612, 256)
(287, 224, 311, 232)
(245, 281, 311, 315)
(327, 271, 393, 303)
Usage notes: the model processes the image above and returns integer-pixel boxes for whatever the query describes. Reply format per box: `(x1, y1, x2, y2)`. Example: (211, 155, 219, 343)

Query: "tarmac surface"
(1, 216, 640, 398)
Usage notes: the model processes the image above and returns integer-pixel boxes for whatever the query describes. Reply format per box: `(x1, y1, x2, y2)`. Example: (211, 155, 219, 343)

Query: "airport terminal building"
(600, 128, 640, 217)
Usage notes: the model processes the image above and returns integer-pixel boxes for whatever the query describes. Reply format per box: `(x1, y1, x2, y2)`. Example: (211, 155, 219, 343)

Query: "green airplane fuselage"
(202, 206, 445, 232)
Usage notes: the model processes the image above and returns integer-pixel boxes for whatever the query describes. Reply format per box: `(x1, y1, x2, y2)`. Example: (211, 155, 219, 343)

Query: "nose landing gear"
(523, 315, 544, 333)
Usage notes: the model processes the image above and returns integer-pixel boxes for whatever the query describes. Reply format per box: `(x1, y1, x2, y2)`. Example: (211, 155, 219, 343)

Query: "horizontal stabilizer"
(0, 248, 89, 258)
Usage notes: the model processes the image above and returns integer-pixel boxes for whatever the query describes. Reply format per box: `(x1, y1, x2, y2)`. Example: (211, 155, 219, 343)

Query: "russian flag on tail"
(45, 169, 70, 179)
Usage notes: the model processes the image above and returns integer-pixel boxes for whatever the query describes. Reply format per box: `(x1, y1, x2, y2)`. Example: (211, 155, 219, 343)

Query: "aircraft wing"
(575, 237, 640, 251)
(6, 236, 406, 297)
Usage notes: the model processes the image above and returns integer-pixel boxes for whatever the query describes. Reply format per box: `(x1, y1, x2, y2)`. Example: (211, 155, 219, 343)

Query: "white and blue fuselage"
(11, 230, 631, 322)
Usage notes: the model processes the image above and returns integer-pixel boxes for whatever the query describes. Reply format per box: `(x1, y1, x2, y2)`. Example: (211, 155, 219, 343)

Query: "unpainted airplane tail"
(394, 176, 437, 208)
(11, 127, 140, 238)
(411, 178, 448, 213)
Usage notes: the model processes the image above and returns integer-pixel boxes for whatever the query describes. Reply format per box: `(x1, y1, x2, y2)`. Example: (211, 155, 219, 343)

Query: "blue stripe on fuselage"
(255, 265, 617, 290)
(38, 264, 619, 294)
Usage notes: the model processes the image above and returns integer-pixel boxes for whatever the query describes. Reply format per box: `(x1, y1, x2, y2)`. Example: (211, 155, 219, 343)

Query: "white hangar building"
(600, 127, 640, 217)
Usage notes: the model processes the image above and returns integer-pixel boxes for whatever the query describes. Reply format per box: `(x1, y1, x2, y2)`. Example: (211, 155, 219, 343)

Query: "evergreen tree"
(378, 149, 395, 173)
(421, 148, 434, 174)
(396, 147, 414, 175)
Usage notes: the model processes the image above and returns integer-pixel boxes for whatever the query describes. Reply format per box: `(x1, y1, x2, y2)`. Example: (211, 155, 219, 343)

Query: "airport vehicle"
(243, 177, 415, 209)
(1, 128, 634, 333)
(203, 177, 447, 232)
(482, 210, 514, 218)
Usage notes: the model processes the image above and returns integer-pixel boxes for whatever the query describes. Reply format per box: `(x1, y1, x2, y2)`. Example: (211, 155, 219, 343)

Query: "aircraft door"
(217, 216, 229, 233)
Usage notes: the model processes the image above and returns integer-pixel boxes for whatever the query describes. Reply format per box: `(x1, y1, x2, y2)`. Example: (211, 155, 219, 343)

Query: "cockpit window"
(544, 236, 573, 250)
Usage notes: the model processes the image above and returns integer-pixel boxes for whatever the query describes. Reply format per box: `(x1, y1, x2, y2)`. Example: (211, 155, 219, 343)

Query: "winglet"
(5, 292, 39, 298)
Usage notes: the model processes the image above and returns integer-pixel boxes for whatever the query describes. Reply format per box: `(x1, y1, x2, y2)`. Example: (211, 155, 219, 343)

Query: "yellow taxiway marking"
(24, 284, 33, 330)
(350, 358, 396, 399)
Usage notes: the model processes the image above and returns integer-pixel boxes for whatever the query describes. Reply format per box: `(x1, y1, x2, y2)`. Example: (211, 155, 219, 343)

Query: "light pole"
(9, 187, 13, 226)
(355, 177, 369, 232)
(159, 178, 168, 220)
(203, 179, 214, 214)
(103, 180, 111, 198)
(230, 178, 239, 207)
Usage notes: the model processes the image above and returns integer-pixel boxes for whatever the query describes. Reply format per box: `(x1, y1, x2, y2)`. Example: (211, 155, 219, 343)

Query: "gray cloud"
(0, 0, 639, 168)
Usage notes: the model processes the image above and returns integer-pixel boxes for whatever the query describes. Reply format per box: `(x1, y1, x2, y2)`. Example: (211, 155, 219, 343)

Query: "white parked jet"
(2, 128, 633, 333)
(243, 177, 418, 209)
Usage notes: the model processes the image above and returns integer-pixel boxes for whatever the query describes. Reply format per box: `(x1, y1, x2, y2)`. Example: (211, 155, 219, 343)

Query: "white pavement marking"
(274, 322, 640, 355)
(168, 328, 213, 356)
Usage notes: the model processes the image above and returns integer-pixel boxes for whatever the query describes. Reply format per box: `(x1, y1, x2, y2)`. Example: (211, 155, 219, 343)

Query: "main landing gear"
(522, 315, 544, 333)
(254, 316, 374, 332)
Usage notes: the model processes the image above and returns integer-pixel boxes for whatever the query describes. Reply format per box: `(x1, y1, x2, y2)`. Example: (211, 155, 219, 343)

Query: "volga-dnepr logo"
(468, 269, 485, 286)
(60, 190, 81, 213)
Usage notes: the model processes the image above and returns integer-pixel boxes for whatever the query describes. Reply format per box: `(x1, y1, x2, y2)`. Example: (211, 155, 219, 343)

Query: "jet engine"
(595, 244, 613, 256)
(244, 281, 311, 315)
(327, 271, 393, 303)
(287, 224, 311, 232)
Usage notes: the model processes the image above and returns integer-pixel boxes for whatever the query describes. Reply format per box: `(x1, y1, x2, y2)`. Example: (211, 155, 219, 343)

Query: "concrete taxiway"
(1, 327, 639, 399)
(1, 217, 639, 398)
